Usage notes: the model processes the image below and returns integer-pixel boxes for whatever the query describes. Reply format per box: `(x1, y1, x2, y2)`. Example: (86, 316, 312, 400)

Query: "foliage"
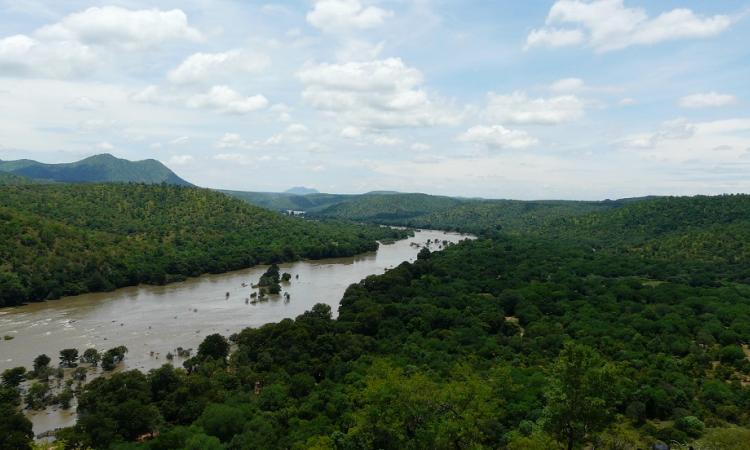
(0, 183, 407, 306)
(542, 343, 620, 449)
(13, 193, 750, 449)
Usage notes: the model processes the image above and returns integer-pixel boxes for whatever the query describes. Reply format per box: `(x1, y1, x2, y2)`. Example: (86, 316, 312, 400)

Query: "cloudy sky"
(0, 0, 748, 199)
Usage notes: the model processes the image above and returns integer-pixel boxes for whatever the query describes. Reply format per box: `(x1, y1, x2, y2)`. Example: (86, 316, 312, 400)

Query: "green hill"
(221, 190, 351, 212)
(0, 153, 192, 185)
(0, 183, 407, 307)
(312, 193, 464, 222)
(396, 199, 621, 234)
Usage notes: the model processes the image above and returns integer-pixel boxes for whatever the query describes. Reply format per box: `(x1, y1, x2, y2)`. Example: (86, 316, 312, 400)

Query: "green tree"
(0, 406, 33, 450)
(59, 348, 79, 367)
(33, 353, 51, 375)
(196, 403, 245, 442)
(81, 348, 101, 366)
(24, 382, 50, 410)
(198, 334, 230, 362)
(542, 343, 620, 450)
(1, 367, 26, 387)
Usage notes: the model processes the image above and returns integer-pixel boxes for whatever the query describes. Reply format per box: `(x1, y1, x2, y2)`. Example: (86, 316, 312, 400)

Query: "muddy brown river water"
(0, 230, 470, 435)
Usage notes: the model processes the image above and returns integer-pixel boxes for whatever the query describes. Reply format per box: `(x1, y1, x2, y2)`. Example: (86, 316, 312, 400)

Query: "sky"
(0, 0, 748, 200)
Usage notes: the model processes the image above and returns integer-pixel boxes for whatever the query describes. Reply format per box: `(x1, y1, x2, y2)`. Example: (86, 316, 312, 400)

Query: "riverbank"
(0, 230, 472, 436)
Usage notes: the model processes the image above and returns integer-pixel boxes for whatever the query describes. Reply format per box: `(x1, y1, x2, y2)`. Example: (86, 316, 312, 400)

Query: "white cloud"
(307, 0, 393, 33)
(168, 49, 270, 84)
(411, 143, 431, 151)
(527, 0, 735, 52)
(619, 97, 636, 106)
(525, 28, 584, 49)
(216, 133, 252, 149)
(485, 91, 585, 125)
(549, 77, 585, 93)
(0, 6, 202, 79)
(679, 92, 738, 109)
(36, 6, 202, 50)
(186, 85, 268, 114)
(169, 136, 190, 145)
(168, 154, 194, 165)
(623, 118, 697, 149)
(458, 125, 538, 150)
(265, 123, 309, 145)
(298, 58, 459, 129)
(0, 34, 96, 78)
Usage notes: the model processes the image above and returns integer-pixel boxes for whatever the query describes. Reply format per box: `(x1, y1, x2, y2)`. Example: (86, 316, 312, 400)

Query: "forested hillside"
(397, 199, 621, 234)
(0, 172, 38, 186)
(0, 183, 406, 307)
(222, 190, 350, 212)
(0, 154, 191, 185)
(311, 193, 464, 222)
(1, 194, 736, 449)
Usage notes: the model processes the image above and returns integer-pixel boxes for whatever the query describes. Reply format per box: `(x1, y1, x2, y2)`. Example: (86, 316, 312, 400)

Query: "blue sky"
(0, 0, 748, 199)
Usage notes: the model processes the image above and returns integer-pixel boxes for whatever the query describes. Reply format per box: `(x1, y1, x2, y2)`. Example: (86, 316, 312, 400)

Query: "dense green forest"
(0, 183, 407, 307)
(2, 194, 747, 449)
(0, 154, 191, 185)
(310, 193, 463, 223)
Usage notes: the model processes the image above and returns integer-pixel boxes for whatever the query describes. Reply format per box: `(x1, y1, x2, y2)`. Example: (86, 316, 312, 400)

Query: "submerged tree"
(59, 348, 79, 368)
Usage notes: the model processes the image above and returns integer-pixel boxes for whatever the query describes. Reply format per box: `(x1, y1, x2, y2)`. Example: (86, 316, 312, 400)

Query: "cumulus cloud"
(458, 125, 538, 150)
(168, 49, 270, 84)
(0, 34, 96, 77)
(298, 58, 459, 129)
(307, 0, 393, 33)
(679, 92, 738, 109)
(526, 0, 735, 52)
(186, 86, 268, 114)
(485, 91, 585, 125)
(525, 28, 584, 50)
(0, 6, 201, 79)
(36, 6, 202, 50)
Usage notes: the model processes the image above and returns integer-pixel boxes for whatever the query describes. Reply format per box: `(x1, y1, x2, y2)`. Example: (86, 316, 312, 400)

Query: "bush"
(674, 416, 705, 438)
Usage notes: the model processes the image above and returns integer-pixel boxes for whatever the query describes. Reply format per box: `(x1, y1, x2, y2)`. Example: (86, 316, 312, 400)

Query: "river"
(0, 229, 470, 435)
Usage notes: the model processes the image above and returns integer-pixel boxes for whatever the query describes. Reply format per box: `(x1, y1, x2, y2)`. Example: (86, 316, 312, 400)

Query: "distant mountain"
(284, 186, 319, 195)
(0, 153, 192, 186)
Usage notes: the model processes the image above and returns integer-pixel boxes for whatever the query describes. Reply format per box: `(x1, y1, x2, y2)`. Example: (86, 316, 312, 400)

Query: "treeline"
(305, 193, 625, 234)
(45, 216, 750, 449)
(0, 183, 407, 307)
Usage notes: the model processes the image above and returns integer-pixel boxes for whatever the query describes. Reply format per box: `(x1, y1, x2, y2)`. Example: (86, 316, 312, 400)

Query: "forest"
(0, 183, 407, 307)
(3, 194, 749, 449)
